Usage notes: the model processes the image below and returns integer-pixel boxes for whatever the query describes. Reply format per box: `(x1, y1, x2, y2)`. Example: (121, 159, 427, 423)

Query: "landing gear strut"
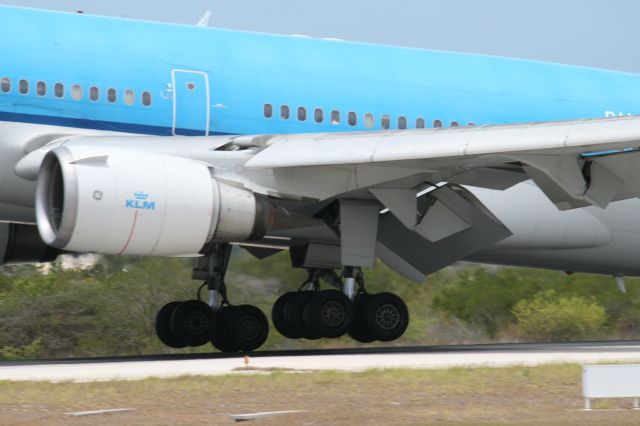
(154, 243, 269, 352)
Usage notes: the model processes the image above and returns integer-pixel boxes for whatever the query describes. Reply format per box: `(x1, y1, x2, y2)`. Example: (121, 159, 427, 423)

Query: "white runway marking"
(2, 343, 640, 382)
(229, 410, 306, 422)
(66, 408, 135, 417)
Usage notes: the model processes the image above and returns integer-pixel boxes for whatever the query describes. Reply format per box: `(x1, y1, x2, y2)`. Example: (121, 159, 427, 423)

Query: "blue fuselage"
(1, 6, 639, 137)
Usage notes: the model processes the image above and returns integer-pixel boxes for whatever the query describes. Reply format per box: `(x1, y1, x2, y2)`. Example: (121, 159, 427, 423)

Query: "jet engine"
(0, 223, 60, 266)
(35, 146, 273, 256)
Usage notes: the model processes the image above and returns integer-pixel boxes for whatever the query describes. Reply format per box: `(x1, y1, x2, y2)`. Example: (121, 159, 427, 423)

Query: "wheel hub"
(236, 315, 260, 340)
(321, 300, 346, 327)
(375, 303, 400, 331)
(185, 311, 208, 335)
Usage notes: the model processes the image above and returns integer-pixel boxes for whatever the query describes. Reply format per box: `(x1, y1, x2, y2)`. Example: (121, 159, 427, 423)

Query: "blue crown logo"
(134, 191, 149, 200)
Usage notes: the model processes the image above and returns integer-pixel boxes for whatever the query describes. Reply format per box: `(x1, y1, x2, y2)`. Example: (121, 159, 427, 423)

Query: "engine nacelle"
(35, 146, 272, 256)
(0, 223, 60, 266)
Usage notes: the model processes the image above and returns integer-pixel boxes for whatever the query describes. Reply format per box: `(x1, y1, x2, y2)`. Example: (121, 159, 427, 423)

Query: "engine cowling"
(0, 223, 60, 266)
(35, 146, 273, 256)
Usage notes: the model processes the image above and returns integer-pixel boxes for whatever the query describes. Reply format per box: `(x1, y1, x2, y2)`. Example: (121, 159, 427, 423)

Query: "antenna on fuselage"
(196, 11, 212, 27)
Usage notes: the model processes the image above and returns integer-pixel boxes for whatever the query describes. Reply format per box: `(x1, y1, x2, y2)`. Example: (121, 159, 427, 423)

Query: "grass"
(1, 364, 640, 425)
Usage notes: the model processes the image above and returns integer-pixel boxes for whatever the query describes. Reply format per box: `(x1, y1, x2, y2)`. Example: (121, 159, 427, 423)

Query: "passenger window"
(381, 115, 390, 129)
(467, 122, 476, 127)
(348, 111, 357, 126)
(71, 84, 82, 100)
(107, 88, 116, 103)
(416, 118, 425, 129)
(19, 79, 28, 95)
(90, 86, 99, 101)
(280, 105, 290, 120)
(54, 83, 64, 98)
(364, 113, 374, 128)
(124, 89, 134, 105)
(36, 81, 46, 96)
(0, 77, 10, 93)
(451, 121, 460, 127)
(433, 119, 443, 128)
(398, 116, 407, 129)
(297, 106, 307, 121)
(314, 108, 323, 123)
(264, 103, 273, 118)
(142, 91, 152, 107)
(331, 110, 340, 125)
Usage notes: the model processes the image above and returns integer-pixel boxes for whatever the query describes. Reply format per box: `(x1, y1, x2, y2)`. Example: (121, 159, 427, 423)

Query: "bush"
(431, 267, 640, 339)
(0, 338, 42, 360)
(431, 268, 541, 337)
(513, 290, 606, 342)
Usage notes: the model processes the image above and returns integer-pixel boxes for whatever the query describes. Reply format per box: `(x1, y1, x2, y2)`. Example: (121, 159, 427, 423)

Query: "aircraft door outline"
(171, 69, 210, 136)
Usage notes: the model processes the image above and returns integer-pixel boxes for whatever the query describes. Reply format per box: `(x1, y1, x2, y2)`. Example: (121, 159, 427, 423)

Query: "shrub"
(512, 290, 606, 342)
(431, 268, 541, 337)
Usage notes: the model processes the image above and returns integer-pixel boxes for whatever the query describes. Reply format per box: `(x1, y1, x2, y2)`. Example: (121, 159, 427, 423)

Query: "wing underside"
(238, 116, 640, 280)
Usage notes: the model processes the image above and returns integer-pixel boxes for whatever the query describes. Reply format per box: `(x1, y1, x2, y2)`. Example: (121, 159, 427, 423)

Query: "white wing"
(246, 115, 640, 211)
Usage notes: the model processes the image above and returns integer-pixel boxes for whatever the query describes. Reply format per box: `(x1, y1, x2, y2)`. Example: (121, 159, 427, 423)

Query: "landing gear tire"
(284, 292, 322, 340)
(348, 294, 376, 343)
(155, 301, 188, 348)
(169, 300, 215, 347)
(303, 290, 354, 338)
(210, 308, 239, 352)
(272, 292, 298, 339)
(225, 305, 269, 352)
(364, 292, 409, 342)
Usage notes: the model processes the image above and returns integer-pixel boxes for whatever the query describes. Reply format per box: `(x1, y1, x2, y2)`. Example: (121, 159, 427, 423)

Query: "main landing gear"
(154, 243, 269, 352)
(154, 246, 409, 352)
(272, 267, 409, 343)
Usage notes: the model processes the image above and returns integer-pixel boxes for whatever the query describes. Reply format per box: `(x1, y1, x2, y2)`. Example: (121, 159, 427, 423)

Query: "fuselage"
(1, 6, 639, 137)
(1, 5, 640, 275)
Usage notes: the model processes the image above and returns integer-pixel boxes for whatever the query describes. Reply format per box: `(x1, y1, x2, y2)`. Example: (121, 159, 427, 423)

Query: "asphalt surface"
(3, 340, 640, 365)
(2, 340, 640, 382)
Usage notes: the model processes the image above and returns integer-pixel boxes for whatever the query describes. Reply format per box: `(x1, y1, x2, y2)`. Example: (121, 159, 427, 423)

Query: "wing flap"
(377, 185, 512, 278)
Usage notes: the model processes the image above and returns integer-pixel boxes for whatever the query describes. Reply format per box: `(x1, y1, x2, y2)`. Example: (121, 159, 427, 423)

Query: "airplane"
(2, 5, 640, 352)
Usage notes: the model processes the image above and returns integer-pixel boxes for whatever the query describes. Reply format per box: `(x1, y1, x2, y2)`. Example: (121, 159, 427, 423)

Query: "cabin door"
(171, 70, 210, 136)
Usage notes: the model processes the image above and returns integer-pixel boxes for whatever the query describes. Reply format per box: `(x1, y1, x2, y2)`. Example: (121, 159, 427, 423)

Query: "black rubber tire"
(211, 308, 240, 352)
(303, 290, 354, 338)
(348, 294, 376, 343)
(272, 292, 298, 339)
(226, 305, 269, 352)
(155, 301, 188, 348)
(364, 292, 409, 342)
(170, 300, 215, 347)
(284, 292, 321, 340)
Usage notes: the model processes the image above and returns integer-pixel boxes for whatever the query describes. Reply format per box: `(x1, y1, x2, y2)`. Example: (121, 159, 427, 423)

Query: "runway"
(2, 341, 640, 382)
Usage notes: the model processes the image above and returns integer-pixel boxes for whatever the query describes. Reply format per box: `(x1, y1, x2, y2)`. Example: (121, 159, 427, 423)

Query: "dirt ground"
(1, 364, 639, 425)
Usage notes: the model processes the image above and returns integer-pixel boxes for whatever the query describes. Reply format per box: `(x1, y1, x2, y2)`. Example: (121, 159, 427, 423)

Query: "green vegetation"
(432, 268, 640, 340)
(513, 290, 607, 342)
(1, 251, 640, 360)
